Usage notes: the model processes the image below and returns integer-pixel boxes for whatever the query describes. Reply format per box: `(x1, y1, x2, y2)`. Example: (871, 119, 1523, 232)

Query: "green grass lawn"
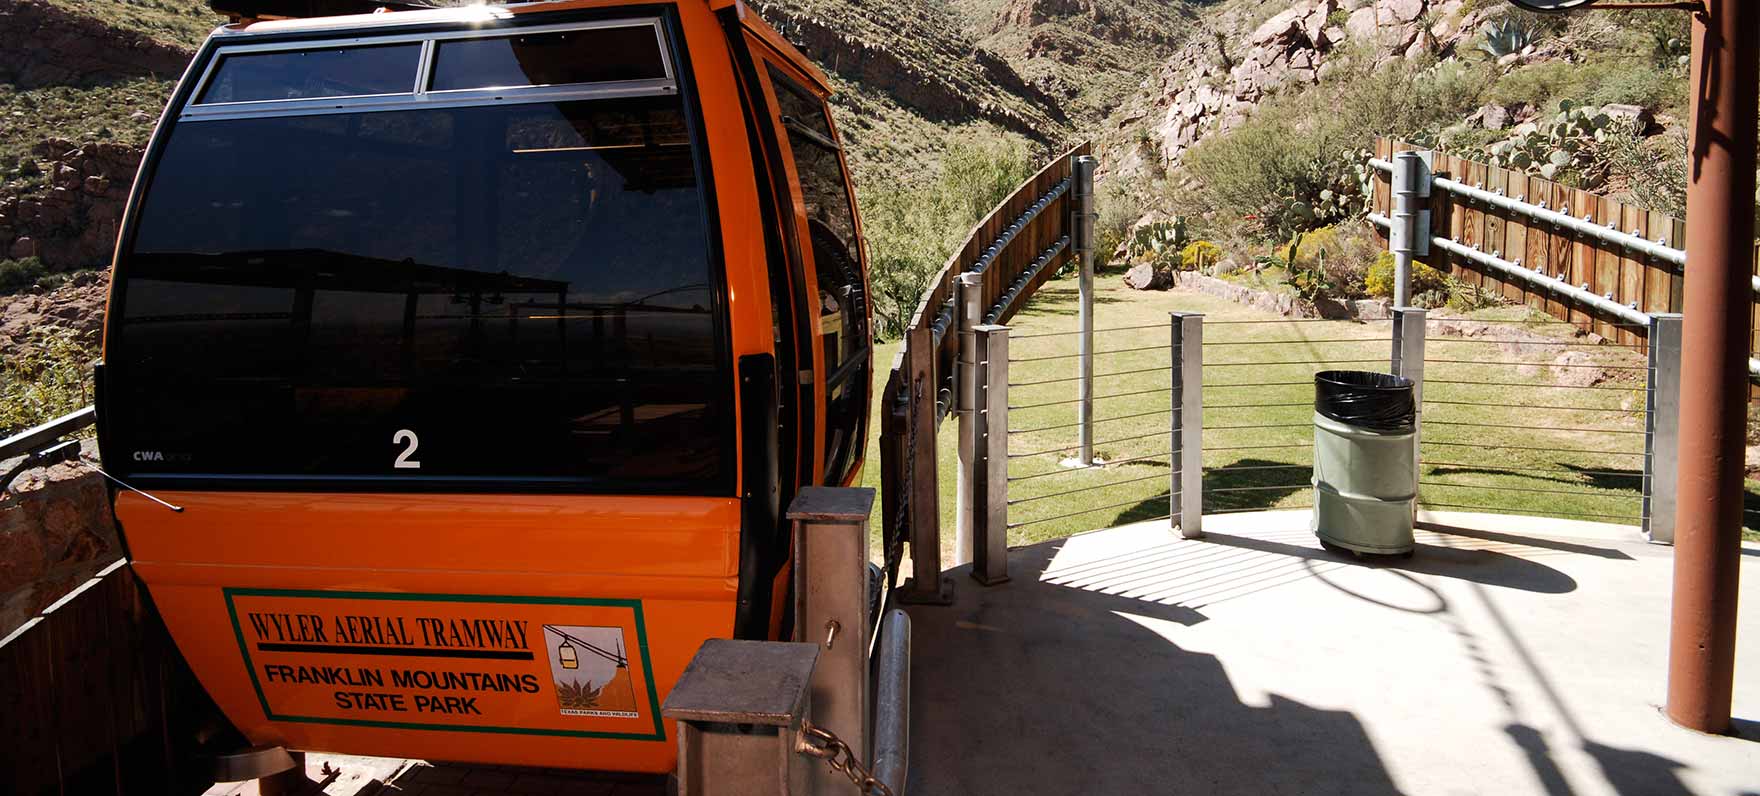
(862, 268, 1760, 559)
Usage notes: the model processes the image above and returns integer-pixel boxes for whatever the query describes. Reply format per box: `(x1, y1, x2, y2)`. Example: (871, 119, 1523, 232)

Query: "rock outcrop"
(1, 439, 118, 638)
(0, 139, 143, 270)
(1106, 0, 1490, 180)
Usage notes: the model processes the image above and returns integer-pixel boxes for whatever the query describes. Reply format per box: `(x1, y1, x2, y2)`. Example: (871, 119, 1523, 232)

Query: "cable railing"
(1417, 314, 1658, 528)
(965, 300, 1678, 558)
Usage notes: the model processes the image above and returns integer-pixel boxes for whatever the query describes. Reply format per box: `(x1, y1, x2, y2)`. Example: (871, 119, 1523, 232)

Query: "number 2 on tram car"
(95, 0, 872, 773)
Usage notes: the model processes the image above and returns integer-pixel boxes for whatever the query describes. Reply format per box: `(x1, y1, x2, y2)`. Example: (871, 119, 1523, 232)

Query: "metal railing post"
(787, 487, 874, 778)
(1392, 308, 1427, 503)
(663, 639, 819, 796)
(1644, 313, 1683, 544)
(1389, 151, 1432, 307)
(972, 324, 1010, 585)
(1170, 312, 1204, 539)
(1073, 155, 1098, 464)
(955, 273, 982, 567)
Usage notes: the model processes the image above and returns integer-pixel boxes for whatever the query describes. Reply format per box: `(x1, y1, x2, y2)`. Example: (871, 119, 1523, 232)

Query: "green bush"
(1094, 184, 1138, 265)
(1179, 240, 1222, 271)
(0, 328, 95, 438)
(0, 257, 47, 293)
(860, 131, 1034, 341)
(1365, 252, 1447, 299)
(1182, 55, 1486, 244)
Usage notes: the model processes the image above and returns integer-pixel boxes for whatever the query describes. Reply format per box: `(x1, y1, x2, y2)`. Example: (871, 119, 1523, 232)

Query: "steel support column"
(1668, 0, 1758, 735)
(1170, 312, 1204, 539)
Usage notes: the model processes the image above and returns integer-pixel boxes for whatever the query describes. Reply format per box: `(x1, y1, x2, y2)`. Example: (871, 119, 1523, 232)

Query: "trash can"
(1311, 370, 1417, 555)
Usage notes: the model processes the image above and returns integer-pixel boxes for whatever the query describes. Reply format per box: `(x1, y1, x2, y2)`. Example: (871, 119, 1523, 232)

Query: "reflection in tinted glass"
(197, 44, 421, 104)
(429, 26, 667, 91)
(114, 97, 728, 492)
(767, 67, 868, 484)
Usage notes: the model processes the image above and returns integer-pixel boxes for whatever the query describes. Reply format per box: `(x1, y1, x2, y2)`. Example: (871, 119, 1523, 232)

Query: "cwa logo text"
(133, 451, 165, 461)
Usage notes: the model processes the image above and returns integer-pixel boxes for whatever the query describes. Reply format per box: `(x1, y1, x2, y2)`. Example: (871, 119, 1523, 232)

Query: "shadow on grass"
(1106, 458, 1310, 527)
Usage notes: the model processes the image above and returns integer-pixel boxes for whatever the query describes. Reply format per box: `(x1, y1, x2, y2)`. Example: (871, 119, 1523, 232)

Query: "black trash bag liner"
(1314, 370, 1415, 432)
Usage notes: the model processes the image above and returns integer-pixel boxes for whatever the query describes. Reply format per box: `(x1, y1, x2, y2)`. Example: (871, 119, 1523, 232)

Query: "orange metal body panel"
(120, 492, 738, 771)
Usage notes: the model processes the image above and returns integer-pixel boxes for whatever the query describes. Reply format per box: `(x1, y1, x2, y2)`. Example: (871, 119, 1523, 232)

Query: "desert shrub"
(1179, 240, 1222, 271)
(1490, 51, 1685, 119)
(1182, 55, 1485, 244)
(0, 256, 48, 293)
(1365, 252, 1447, 299)
(1094, 183, 1138, 265)
(0, 327, 95, 437)
(861, 131, 1034, 340)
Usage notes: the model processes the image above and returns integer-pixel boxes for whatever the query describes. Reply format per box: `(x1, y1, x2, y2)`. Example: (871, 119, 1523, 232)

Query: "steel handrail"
(1368, 157, 1686, 268)
(1, 405, 96, 461)
(1367, 213, 1653, 326)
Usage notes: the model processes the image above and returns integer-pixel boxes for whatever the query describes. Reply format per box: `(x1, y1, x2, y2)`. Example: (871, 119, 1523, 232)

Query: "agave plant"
(1477, 16, 1540, 60)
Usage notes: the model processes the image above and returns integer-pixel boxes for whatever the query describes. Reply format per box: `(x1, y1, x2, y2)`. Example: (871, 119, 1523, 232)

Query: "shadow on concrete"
(904, 539, 1407, 796)
(1414, 522, 1635, 561)
(1201, 531, 1578, 595)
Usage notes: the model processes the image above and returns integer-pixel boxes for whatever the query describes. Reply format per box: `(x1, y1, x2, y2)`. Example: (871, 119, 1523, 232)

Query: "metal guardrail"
(1368, 157, 1687, 267)
(1366, 213, 1653, 327)
(0, 405, 95, 461)
(1, 406, 96, 494)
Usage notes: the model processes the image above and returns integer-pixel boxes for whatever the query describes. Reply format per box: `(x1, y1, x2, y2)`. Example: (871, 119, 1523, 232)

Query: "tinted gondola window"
(197, 44, 422, 104)
(429, 26, 668, 91)
(768, 68, 868, 484)
(112, 95, 730, 492)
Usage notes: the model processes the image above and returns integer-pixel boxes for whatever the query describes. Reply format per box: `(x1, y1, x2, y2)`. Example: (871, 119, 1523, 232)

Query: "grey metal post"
(1392, 308, 1427, 504)
(1170, 312, 1204, 539)
(787, 487, 874, 778)
(663, 639, 819, 796)
(973, 324, 1010, 585)
(955, 273, 982, 566)
(1073, 155, 1098, 464)
(1389, 151, 1432, 307)
(1644, 313, 1683, 544)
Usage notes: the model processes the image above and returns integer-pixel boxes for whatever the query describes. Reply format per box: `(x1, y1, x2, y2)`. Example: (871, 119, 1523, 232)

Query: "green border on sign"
(222, 588, 666, 742)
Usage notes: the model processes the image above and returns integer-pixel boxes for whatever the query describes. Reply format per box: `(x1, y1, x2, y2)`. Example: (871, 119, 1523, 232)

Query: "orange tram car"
(95, 0, 873, 774)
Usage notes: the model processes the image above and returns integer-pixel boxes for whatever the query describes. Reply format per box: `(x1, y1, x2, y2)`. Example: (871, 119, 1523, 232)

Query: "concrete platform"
(907, 510, 1760, 796)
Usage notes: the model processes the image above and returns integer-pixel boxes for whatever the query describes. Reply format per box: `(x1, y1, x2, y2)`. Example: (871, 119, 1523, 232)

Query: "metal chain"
(797, 722, 894, 796)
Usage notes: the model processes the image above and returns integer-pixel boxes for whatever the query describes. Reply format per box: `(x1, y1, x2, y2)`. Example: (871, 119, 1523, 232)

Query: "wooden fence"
(1369, 138, 1691, 349)
(879, 142, 1088, 589)
(1, 560, 230, 795)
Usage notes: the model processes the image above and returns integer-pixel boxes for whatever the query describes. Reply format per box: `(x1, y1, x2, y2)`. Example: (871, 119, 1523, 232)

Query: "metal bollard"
(1170, 312, 1203, 539)
(788, 487, 874, 779)
(955, 273, 983, 567)
(663, 639, 820, 796)
(1391, 308, 1427, 503)
(972, 324, 1010, 585)
(1643, 313, 1682, 544)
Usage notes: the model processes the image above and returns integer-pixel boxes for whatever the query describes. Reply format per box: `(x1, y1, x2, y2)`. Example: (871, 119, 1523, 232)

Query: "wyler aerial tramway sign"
(222, 588, 665, 741)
